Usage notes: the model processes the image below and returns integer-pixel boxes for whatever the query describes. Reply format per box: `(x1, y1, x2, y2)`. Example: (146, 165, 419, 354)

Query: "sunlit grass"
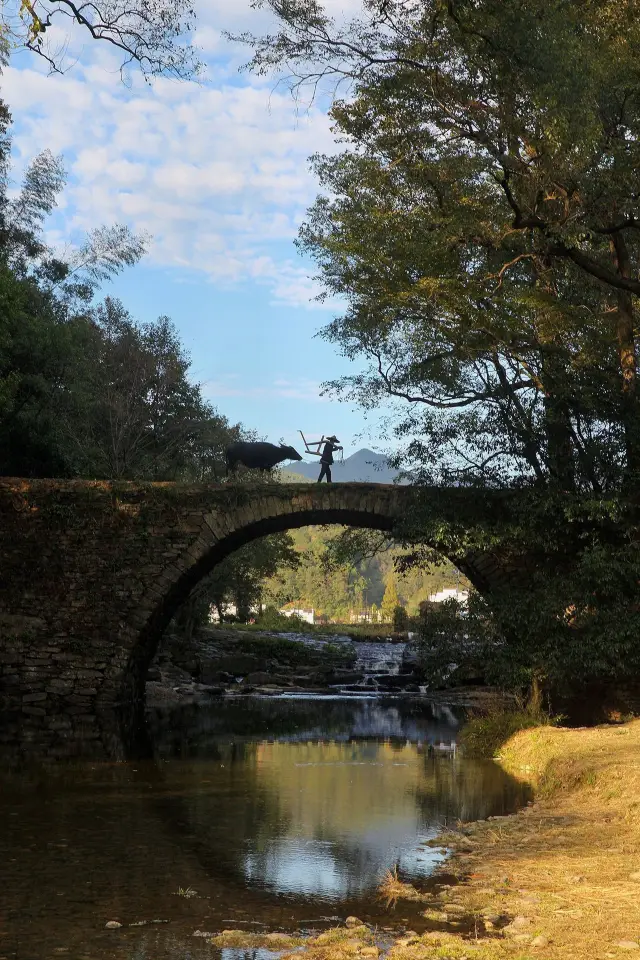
(174, 885, 197, 898)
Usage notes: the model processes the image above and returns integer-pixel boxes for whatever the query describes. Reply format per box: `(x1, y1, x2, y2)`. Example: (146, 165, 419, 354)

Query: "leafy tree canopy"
(238, 0, 640, 492)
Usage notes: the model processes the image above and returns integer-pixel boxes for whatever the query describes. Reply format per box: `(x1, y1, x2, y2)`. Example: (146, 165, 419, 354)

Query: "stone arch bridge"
(0, 478, 518, 725)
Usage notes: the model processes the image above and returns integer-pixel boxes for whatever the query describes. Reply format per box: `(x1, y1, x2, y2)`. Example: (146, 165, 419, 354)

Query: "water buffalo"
(225, 441, 303, 474)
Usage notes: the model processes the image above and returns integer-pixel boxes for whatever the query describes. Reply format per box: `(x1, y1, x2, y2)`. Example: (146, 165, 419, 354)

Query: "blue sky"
(1, 0, 393, 459)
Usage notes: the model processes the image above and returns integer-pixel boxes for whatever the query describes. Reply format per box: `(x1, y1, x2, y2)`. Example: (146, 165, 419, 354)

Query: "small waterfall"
(353, 642, 407, 677)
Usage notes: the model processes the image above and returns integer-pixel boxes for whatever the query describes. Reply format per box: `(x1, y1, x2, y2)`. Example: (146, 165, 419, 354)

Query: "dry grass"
(380, 867, 426, 906)
(380, 720, 640, 960)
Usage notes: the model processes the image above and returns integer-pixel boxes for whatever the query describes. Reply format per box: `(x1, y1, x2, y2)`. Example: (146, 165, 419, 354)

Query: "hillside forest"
(263, 526, 465, 622)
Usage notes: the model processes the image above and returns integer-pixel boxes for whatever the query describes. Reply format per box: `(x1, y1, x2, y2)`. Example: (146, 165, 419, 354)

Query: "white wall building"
(279, 607, 315, 624)
(428, 588, 469, 604)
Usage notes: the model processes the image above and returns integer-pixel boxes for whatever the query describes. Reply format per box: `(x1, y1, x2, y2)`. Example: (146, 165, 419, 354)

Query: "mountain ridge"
(283, 447, 407, 484)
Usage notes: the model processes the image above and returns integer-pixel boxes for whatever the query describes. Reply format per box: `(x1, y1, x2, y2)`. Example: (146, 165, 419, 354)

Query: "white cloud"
(1, 0, 351, 310)
(203, 376, 328, 402)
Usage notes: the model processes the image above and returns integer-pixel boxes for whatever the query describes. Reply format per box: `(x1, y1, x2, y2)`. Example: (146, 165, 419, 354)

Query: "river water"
(0, 696, 529, 960)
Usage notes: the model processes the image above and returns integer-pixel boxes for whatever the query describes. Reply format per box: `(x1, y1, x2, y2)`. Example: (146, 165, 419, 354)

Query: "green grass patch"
(459, 701, 561, 758)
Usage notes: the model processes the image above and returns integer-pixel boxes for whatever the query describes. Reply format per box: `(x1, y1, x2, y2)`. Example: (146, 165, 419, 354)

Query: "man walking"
(317, 435, 342, 483)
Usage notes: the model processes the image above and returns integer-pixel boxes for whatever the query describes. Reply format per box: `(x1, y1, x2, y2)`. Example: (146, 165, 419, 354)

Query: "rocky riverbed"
(145, 626, 508, 711)
(145, 626, 425, 707)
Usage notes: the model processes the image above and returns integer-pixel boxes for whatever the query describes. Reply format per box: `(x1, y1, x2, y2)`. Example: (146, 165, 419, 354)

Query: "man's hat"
(327, 435, 339, 442)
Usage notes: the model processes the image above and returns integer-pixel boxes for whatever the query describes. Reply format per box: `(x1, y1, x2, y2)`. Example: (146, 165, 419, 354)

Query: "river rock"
(345, 916, 363, 928)
(513, 934, 533, 944)
(531, 935, 550, 948)
(503, 916, 533, 934)
(105, 921, 122, 929)
(245, 672, 275, 685)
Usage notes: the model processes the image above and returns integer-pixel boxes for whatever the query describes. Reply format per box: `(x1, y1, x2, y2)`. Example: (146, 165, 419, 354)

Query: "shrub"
(255, 605, 306, 631)
(392, 604, 409, 632)
(459, 700, 561, 758)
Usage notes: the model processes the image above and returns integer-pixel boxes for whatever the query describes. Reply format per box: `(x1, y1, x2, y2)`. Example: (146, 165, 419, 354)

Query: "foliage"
(392, 604, 408, 632)
(459, 701, 560, 759)
(62, 297, 235, 481)
(1, 0, 201, 78)
(263, 524, 464, 620)
(239, 0, 640, 493)
(404, 488, 640, 697)
(416, 594, 494, 687)
(380, 574, 401, 623)
(182, 535, 300, 631)
(255, 605, 306, 631)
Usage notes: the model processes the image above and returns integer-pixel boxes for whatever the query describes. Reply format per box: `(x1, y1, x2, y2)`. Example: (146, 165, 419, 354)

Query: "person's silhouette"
(317, 435, 342, 483)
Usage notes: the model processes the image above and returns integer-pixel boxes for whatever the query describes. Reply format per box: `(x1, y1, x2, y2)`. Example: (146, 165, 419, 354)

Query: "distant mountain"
(283, 448, 408, 484)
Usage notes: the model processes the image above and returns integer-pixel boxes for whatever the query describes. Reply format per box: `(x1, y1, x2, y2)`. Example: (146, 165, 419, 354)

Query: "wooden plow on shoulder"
(298, 431, 344, 461)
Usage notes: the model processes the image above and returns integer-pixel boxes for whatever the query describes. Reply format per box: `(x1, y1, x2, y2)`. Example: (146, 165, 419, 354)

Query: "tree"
(238, 1, 640, 698)
(238, 0, 640, 492)
(0, 260, 94, 475)
(62, 298, 220, 480)
(1, 0, 200, 78)
(380, 574, 401, 623)
(181, 533, 300, 627)
(0, 98, 237, 482)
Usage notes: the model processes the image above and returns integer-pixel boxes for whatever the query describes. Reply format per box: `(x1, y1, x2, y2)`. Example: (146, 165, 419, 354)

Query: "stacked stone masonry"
(0, 478, 518, 735)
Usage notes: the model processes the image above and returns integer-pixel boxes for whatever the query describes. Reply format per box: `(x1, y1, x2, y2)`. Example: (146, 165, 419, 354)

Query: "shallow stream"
(0, 696, 529, 960)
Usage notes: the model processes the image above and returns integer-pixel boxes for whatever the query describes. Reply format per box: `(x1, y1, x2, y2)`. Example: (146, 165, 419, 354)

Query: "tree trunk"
(541, 345, 575, 491)
(611, 234, 640, 475)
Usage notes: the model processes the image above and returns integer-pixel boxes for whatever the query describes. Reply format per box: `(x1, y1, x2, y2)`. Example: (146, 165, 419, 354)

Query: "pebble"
(345, 916, 363, 928)
(615, 943, 640, 951)
(105, 921, 122, 929)
(531, 935, 550, 948)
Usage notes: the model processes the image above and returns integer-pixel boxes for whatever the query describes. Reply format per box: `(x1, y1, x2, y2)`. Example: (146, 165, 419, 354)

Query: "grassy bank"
(388, 720, 640, 959)
(213, 721, 640, 960)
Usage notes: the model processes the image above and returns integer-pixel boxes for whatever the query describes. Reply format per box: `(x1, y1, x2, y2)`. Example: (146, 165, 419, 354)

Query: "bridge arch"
(127, 487, 407, 700)
(0, 478, 512, 727)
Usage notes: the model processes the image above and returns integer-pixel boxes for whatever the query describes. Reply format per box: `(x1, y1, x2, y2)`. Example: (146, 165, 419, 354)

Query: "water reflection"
(146, 696, 461, 757)
(0, 697, 530, 960)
